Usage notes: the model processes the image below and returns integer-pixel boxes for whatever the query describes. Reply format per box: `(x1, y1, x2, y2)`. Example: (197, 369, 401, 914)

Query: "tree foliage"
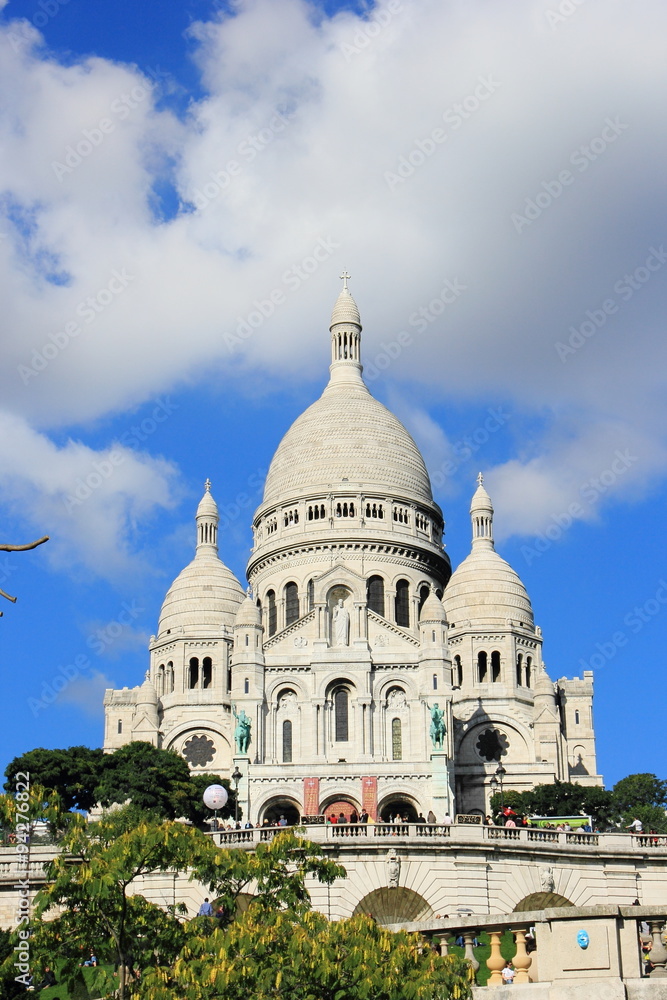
(142, 908, 471, 1000)
(7, 812, 347, 1000)
(3, 742, 236, 823)
(4, 747, 104, 812)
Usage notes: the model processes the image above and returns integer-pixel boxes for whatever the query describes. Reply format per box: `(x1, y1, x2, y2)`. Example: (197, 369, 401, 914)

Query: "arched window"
(418, 585, 430, 617)
(491, 650, 501, 683)
(391, 718, 402, 761)
(477, 650, 487, 683)
(432, 673, 438, 690)
(516, 653, 523, 686)
(267, 590, 277, 636)
(575, 709, 580, 725)
(334, 689, 349, 742)
(167, 661, 174, 693)
(367, 575, 385, 616)
(188, 657, 199, 689)
(282, 720, 293, 763)
(285, 582, 299, 626)
(202, 657, 212, 689)
(117, 719, 122, 734)
(244, 677, 249, 694)
(526, 656, 532, 688)
(307, 579, 314, 611)
(454, 654, 463, 687)
(395, 579, 410, 628)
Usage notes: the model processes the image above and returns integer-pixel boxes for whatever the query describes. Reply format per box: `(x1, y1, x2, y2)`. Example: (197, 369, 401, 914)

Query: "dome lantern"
(329, 271, 363, 386)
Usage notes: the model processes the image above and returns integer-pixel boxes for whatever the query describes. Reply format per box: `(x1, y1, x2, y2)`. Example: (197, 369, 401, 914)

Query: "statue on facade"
(232, 704, 251, 754)
(428, 703, 447, 749)
(386, 849, 400, 887)
(332, 598, 350, 646)
(540, 866, 555, 893)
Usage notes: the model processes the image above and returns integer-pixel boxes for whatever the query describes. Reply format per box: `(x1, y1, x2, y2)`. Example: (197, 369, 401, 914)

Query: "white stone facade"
(103, 281, 602, 824)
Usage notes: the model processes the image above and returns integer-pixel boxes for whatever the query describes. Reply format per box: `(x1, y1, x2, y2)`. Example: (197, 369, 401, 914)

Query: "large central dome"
(263, 380, 434, 506)
(262, 283, 434, 508)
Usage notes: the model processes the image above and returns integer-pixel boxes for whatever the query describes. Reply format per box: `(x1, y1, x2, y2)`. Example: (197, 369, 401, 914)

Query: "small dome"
(158, 553, 245, 636)
(419, 590, 447, 623)
(137, 674, 158, 705)
(471, 475, 493, 513)
(330, 286, 361, 328)
(443, 548, 534, 629)
(235, 594, 262, 627)
(196, 486, 218, 519)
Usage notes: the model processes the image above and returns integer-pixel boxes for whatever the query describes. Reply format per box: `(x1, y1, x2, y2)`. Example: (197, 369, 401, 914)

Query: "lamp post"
(495, 763, 506, 814)
(490, 775, 498, 816)
(232, 766, 242, 825)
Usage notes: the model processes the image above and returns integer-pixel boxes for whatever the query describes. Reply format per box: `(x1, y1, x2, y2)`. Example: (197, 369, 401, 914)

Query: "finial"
(246, 585, 252, 600)
(204, 478, 212, 492)
(339, 270, 351, 291)
(477, 471, 484, 486)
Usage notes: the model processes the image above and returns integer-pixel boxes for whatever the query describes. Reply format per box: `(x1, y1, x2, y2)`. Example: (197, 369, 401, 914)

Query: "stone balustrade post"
(512, 927, 532, 983)
(463, 931, 480, 975)
(649, 920, 667, 977)
(434, 933, 448, 956)
(486, 929, 505, 985)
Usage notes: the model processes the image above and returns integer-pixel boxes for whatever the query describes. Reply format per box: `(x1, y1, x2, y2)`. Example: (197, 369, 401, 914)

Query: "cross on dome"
(477, 472, 484, 486)
(339, 270, 351, 291)
(204, 478, 212, 492)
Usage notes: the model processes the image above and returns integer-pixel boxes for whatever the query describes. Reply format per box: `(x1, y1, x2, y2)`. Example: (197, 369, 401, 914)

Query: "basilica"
(103, 279, 601, 823)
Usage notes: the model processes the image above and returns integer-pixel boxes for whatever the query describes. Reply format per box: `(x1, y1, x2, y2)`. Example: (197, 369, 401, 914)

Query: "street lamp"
(231, 766, 242, 825)
(495, 763, 507, 814)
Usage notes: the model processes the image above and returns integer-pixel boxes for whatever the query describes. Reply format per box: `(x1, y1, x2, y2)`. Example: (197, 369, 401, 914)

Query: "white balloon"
(203, 784, 228, 810)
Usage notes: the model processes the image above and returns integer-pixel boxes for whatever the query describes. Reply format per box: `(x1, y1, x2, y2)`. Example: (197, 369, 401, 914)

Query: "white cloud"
(0, 411, 180, 580)
(0, 0, 666, 554)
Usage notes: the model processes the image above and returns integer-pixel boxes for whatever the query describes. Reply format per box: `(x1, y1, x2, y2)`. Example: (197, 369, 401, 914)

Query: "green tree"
(611, 774, 667, 834)
(12, 811, 346, 1000)
(25, 807, 217, 1000)
(612, 773, 667, 811)
(517, 781, 616, 828)
(192, 829, 345, 919)
(4, 747, 104, 812)
(141, 908, 472, 1000)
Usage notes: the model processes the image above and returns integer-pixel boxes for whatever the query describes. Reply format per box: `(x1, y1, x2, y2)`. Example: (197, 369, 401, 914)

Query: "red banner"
(303, 776, 320, 816)
(362, 776, 378, 821)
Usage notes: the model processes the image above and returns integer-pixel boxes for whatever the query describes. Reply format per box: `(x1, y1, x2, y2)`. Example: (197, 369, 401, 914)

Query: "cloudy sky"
(0, 0, 665, 787)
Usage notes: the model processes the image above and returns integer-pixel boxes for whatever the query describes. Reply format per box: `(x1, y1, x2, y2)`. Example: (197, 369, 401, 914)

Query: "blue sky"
(0, 0, 665, 788)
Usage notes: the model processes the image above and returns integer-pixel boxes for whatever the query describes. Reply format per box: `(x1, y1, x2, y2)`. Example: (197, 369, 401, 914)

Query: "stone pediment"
(367, 609, 419, 649)
(263, 609, 316, 651)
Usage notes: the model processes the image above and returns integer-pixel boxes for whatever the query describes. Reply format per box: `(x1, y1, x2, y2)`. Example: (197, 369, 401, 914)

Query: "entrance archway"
(378, 797, 419, 822)
(261, 797, 301, 826)
(353, 887, 433, 925)
(323, 799, 359, 823)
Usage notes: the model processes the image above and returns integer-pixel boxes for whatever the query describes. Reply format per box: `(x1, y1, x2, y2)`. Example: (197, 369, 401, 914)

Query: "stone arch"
(378, 790, 421, 822)
(353, 887, 433, 925)
(321, 796, 361, 822)
(513, 891, 573, 911)
(265, 675, 308, 704)
(376, 674, 417, 703)
(259, 794, 302, 826)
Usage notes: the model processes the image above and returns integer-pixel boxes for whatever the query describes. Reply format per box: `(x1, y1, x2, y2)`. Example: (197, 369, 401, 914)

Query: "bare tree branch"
(0, 535, 49, 552)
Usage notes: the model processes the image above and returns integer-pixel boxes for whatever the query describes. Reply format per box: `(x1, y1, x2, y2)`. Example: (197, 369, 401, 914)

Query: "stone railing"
(209, 822, 656, 852)
(389, 905, 667, 989)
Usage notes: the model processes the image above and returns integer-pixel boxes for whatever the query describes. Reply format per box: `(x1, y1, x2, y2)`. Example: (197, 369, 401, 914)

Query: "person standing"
(198, 897, 213, 916)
